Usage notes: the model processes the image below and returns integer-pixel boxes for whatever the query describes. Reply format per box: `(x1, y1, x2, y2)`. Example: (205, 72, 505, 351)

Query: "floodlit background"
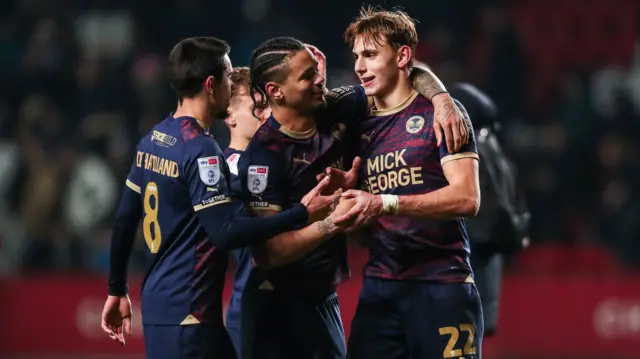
(0, 0, 638, 358)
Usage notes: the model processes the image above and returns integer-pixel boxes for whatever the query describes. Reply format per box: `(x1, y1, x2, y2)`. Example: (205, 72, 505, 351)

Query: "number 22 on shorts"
(143, 182, 162, 253)
(439, 324, 477, 358)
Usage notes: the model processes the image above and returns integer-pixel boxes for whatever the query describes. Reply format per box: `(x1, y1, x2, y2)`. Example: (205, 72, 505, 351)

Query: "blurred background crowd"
(0, 0, 637, 277)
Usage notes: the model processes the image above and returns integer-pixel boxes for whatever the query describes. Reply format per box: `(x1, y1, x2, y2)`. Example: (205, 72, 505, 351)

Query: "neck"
(373, 71, 413, 111)
(173, 97, 217, 131)
(271, 106, 316, 133)
(228, 135, 250, 151)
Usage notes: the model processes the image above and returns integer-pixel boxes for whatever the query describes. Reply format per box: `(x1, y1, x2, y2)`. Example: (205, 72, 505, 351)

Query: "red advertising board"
(1, 261, 640, 358)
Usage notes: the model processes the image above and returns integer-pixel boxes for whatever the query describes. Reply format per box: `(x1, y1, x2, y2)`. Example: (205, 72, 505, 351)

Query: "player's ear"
(397, 45, 412, 69)
(205, 76, 216, 95)
(264, 82, 283, 101)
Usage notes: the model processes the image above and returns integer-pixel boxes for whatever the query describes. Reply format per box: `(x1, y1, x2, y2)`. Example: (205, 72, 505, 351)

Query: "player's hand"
(305, 44, 327, 82)
(315, 157, 361, 192)
(101, 295, 133, 346)
(301, 175, 342, 223)
(333, 190, 383, 231)
(432, 94, 469, 153)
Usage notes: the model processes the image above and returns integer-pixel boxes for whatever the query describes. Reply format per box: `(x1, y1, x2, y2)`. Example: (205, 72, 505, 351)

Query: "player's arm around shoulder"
(411, 64, 469, 153)
(325, 84, 370, 122)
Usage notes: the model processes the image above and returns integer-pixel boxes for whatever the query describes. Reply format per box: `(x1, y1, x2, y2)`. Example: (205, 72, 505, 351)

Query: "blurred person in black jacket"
(449, 83, 531, 336)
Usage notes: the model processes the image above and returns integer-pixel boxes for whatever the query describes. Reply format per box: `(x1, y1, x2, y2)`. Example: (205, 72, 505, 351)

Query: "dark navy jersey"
(355, 92, 479, 282)
(126, 114, 233, 325)
(223, 147, 253, 297)
(236, 85, 367, 295)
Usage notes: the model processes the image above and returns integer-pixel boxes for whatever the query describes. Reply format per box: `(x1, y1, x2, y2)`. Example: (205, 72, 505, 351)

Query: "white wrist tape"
(380, 194, 399, 215)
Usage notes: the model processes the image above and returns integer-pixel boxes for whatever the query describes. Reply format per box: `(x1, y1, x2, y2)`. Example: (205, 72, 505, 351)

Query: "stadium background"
(0, 0, 638, 358)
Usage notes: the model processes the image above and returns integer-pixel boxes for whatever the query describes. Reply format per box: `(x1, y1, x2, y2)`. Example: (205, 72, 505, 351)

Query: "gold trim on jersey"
(193, 198, 231, 211)
(278, 125, 317, 139)
(251, 205, 283, 212)
(464, 274, 475, 284)
(125, 179, 141, 193)
(440, 152, 479, 165)
(180, 314, 201, 325)
(370, 91, 419, 116)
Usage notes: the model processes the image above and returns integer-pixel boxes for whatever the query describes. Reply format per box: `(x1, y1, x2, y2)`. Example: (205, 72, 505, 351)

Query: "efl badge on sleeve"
(197, 156, 221, 186)
(247, 165, 269, 194)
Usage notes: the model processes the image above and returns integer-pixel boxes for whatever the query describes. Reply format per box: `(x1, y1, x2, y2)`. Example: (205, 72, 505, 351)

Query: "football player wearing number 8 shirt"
(100, 37, 337, 359)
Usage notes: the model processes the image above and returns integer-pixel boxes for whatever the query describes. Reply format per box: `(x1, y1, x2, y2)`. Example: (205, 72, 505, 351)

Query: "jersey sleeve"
(225, 154, 244, 197)
(237, 145, 287, 212)
(439, 99, 480, 165)
(325, 85, 369, 126)
(125, 147, 144, 194)
(182, 137, 232, 212)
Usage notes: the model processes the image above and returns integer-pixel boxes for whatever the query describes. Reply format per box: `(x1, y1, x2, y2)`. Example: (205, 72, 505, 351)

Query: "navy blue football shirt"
(236, 85, 368, 295)
(124, 115, 233, 325)
(355, 93, 479, 283)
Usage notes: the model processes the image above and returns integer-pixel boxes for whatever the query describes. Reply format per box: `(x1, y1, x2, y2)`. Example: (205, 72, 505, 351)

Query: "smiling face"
(265, 48, 327, 113)
(353, 35, 409, 98)
(344, 8, 419, 98)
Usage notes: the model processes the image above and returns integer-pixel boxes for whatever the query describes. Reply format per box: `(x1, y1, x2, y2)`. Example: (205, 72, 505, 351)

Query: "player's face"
(211, 54, 233, 117)
(278, 49, 326, 112)
(228, 91, 270, 140)
(352, 36, 402, 97)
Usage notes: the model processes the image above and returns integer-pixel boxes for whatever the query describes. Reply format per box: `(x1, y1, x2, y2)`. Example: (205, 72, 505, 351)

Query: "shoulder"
(249, 123, 287, 154)
(411, 93, 435, 113)
(325, 85, 364, 103)
(182, 135, 224, 166)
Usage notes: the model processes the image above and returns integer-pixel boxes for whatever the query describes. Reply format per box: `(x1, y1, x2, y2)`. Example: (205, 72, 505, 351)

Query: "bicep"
(442, 157, 480, 190)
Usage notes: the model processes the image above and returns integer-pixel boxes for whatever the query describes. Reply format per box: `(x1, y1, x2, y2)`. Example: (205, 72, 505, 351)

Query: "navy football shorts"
(240, 270, 346, 359)
(348, 277, 484, 359)
(144, 323, 236, 359)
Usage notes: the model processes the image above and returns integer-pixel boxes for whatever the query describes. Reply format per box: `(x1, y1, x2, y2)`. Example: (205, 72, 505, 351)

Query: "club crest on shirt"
(197, 156, 221, 186)
(406, 116, 425, 134)
(226, 153, 241, 175)
(247, 165, 269, 194)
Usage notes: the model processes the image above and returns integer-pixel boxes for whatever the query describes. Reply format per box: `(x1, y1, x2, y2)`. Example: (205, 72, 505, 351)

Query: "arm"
(251, 210, 338, 269)
(411, 65, 469, 152)
(397, 158, 480, 218)
(186, 139, 310, 251)
(410, 65, 448, 101)
(108, 157, 143, 296)
(237, 146, 339, 268)
(108, 186, 142, 296)
(195, 201, 309, 251)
